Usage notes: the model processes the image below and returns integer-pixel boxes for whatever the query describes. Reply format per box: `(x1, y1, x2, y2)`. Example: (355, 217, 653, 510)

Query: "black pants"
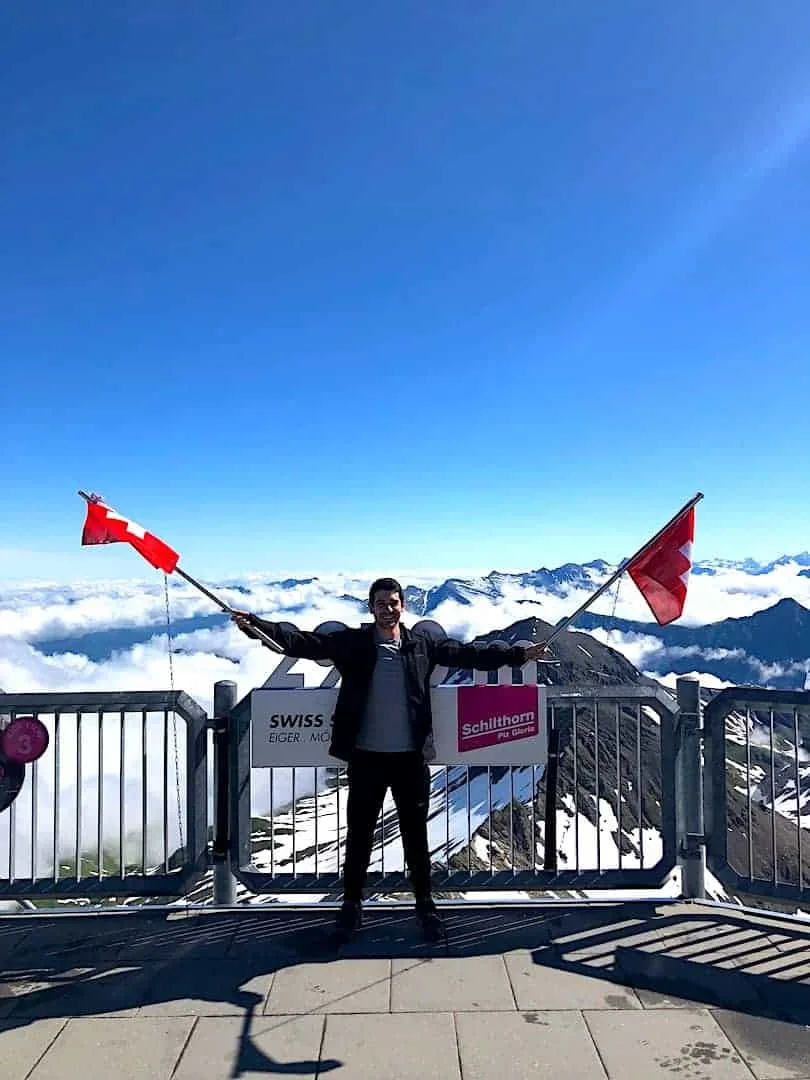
(342, 750, 432, 903)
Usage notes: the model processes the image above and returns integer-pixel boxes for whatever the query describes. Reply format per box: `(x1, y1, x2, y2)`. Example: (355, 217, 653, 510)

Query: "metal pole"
(544, 492, 704, 648)
(543, 720, 559, 871)
(676, 676, 705, 899)
(212, 680, 238, 906)
(175, 570, 283, 653)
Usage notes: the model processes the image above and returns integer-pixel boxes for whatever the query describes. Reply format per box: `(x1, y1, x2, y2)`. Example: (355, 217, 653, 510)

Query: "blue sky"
(2, 3, 810, 582)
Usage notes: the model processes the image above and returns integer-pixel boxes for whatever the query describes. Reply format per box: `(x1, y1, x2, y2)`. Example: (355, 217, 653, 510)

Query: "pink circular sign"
(1, 716, 50, 764)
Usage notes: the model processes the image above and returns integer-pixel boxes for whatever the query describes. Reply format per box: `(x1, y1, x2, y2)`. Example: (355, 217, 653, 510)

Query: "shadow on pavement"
(533, 903, 810, 1025)
(1, 902, 809, 1075)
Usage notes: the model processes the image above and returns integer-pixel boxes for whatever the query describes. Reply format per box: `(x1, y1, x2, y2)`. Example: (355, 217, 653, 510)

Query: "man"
(233, 577, 548, 942)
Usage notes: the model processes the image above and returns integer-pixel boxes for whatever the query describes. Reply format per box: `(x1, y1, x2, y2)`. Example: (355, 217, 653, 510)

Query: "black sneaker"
(334, 900, 362, 943)
(415, 899, 445, 943)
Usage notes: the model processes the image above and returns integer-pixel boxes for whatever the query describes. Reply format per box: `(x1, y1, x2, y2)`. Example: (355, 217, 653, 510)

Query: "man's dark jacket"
(245, 615, 529, 762)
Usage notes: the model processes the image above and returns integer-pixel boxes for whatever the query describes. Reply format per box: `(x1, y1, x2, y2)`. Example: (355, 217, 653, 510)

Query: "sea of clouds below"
(3, 558, 810, 709)
(2, 559, 810, 875)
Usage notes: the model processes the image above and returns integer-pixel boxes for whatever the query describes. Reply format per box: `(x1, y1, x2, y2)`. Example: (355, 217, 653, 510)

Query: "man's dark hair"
(368, 577, 404, 605)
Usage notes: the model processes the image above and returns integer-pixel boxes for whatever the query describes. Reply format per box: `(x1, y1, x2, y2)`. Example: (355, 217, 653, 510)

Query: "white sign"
(250, 684, 548, 767)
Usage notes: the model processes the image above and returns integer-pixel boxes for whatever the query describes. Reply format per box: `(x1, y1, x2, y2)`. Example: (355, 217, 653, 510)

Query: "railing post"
(212, 680, 237, 906)
(676, 676, 705, 899)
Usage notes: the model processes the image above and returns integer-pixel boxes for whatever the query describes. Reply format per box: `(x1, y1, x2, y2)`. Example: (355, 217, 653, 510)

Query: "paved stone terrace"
(2, 900, 810, 1079)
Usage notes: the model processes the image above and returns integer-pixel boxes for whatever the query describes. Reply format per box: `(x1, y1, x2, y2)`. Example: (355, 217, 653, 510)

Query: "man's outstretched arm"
(432, 638, 549, 672)
(232, 611, 337, 662)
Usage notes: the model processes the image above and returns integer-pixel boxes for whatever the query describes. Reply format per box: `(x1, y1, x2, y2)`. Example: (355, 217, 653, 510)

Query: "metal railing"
(226, 682, 679, 896)
(3, 678, 807, 908)
(0, 692, 208, 898)
(705, 687, 810, 904)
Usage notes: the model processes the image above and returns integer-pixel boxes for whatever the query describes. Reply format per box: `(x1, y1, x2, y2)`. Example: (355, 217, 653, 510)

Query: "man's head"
(368, 577, 405, 632)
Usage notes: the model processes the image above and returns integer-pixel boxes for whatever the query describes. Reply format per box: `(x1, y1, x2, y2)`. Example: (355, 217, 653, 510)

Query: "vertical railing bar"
(76, 712, 83, 882)
(119, 711, 126, 879)
(270, 768, 275, 877)
(163, 709, 170, 873)
(487, 766, 493, 875)
(636, 703, 644, 868)
(745, 707, 753, 881)
(594, 699, 600, 871)
(615, 702, 622, 870)
(29, 711, 39, 882)
(466, 765, 472, 874)
(531, 762, 537, 874)
(445, 765, 451, 875)
(770, 708, 777, 887)
(141, 710, 147, 875)
(98, 710, 104, 880)
(544, 702, 556, 874)
(333, 768, 339, 878)
(314, 766, 319, 878)
(573, 704, 580, 873)
(8, 786, 15, 884)
(5, 709, 15, 885)
(31, 752, 39, 882)
(380, 782, 386, 882)
(510, 767, 515, 874)
(794, 706, 802, 892)
(292, 768, 297, 877)
(53, 711, 61, 883)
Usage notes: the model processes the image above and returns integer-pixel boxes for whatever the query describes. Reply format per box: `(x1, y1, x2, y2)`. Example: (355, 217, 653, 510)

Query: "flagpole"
(78, 490, 283, 653)
(171, 574, 283, 654)
(542, 491, 704, 649)
(174, 569, 285, 656)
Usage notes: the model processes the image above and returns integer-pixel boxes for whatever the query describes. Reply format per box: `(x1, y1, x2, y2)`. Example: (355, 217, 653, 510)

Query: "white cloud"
(3, 554, 810, 648)
(652, 670, 737, 690)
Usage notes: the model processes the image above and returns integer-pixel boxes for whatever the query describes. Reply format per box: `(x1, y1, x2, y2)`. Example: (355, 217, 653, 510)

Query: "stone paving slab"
(10, 967, 158, 1020)
(712, 1009, 810, 1080)
(637, 987, 709, 1009)
(584, 1008, 754, 1080)
(0, 1018, 66, 1080)
(391, 956, 516, 1011)
(115, 918, 238, 962)
(27, 1016, 194, 1080)
(137, 959, 275, 1016)
(556, 916, 788, 972)
(334, 911, 442, 959)
(321, 1013, 461, 1080)
(265, 958, 390, 1014)
(226, 910, 334, 957)
(442, 905, 553, 954)
(0, 965, 107, 1020)
(456, 1010, 607, 1080)
(4, 915, 164, 964)
(173, 1015, 327, 1080)
(48, 965, 151, 1019)
(505, 949, 642, 1010)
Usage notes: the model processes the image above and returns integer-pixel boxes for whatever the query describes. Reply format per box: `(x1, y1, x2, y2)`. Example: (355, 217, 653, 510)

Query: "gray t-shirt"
(355, 635, 416, 753)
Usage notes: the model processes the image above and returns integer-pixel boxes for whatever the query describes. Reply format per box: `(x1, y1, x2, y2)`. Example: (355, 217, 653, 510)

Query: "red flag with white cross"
(626, 505, 696, 625)
(80, 493, 180, 573)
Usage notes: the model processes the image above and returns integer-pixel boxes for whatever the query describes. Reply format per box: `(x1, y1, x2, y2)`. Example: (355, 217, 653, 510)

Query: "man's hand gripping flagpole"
(77, 490, 284, 653)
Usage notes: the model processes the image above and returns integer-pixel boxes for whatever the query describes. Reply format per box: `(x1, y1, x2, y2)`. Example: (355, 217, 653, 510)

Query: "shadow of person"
(0, 933, 345, 1077)
(232, 999, 341, 1078)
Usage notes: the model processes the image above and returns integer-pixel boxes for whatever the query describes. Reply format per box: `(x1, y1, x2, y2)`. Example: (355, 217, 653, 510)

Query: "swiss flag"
(81, 496, 179, 574)
(626, 506, 695, 625)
